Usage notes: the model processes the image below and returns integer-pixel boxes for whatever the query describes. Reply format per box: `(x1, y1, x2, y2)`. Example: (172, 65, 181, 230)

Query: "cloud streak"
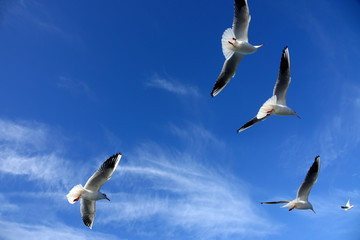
(0, 119, 75, 187)
(98, 141, 278, 239)
(0, 220, 120, 240)
(146, 74, 200, 97)
(57, 76, 97, 100)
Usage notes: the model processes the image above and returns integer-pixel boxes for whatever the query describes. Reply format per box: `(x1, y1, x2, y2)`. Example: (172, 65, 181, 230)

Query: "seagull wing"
(81, 199, 95, 229)
(237, 115, 269, 133)
(232, 0, 250, 41)
(261, 201, 290, 204)
(84, 153, 122, 192)
(297, 156, 320, 201)
(273, 46, 291, 105)
(237, 95, 276, 133)
(346, 200, 351, 207)
(211, 53, 244, 97)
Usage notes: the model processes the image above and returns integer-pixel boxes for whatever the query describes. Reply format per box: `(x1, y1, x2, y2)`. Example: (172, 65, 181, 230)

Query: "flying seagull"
(67, 153, 121, 229)
(341, 200, 354, 211)
(261, 155, 320, 213)
(237, 46, 299, 133)
(211, 0, 263, 97)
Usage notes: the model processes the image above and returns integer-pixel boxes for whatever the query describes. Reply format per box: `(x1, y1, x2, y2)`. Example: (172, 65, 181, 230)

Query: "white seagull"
(341, 200, 354, 211)
(237, 46, 300, 133)
(67, 153, 121, 229)
(211, 0, 263, 97)
(261, 155, 320, 213)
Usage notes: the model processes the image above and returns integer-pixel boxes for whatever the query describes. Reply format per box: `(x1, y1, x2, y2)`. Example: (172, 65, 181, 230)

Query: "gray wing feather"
(232, 0, 250, 41)
(261, 201, 290, 204)
(237, 115, 269, 133)
(81, 199, 95, 229)
(211, 53, 244, 97)
(273, 46, 291, 105)
(297, 156, 320, 201)
(84, 153, 121, 191)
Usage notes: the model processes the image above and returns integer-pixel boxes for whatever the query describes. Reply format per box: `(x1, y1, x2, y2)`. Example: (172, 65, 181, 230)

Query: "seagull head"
(309, 204, 316, 214)
(291, 110, 301, 119)
(102, 193, 110, 201)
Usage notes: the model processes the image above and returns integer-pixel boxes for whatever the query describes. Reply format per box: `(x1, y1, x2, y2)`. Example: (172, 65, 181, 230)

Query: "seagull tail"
(221, 28, 236, 60)
(66, 184, 85, 204)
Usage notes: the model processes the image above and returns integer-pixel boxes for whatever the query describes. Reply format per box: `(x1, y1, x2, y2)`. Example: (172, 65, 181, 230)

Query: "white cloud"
(57, 76, 96, 100)
(0, 119, 75, 187)
(8, 0, 73, 40)
(0, 220, 120, 240)
(146, 74, 200, 97)
(98, 142, 279, 239)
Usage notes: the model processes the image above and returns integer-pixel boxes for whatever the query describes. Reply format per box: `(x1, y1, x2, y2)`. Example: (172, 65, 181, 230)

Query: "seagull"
(261, 155, 320, 213)
(211, 0, 263, 97)
(67, 153, 121, 229)
(341, 200, 354, 211)
(237, 46, 300, 133)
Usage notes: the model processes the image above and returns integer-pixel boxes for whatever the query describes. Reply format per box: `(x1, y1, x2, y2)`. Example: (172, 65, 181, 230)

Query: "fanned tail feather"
(66, 184, 85, 204)
(221, 28, 236, 60)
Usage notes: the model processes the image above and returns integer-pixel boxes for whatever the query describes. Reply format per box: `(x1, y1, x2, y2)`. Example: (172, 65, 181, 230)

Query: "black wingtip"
(234, 0, 247, 9)
(279, 46, 290, 71)
(108, 152, 122, 159)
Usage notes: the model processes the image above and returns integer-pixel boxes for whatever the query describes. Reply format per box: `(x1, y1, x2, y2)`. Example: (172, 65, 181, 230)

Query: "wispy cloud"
(0, 119, 74, 186)
(98, 140, 278, 239)
(0, 220, 120, 240)
(146, 74, 200, 97)
(57, 76, 96, 100)
(6, 0, 73, 40)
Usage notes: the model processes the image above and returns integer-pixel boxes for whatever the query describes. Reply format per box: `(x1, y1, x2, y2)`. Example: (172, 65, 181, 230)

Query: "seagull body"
(237, 46, 299, 133)
(211, 0, 263, 97)
(341, 200, 354, 211)
(261, 156, 320, 214)
(67, 153, 121, 229)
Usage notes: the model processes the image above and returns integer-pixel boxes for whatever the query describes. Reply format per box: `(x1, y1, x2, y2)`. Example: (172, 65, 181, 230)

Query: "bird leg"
(289, 206, 295, 211)
(228, 38, 237, 47)
(73, 194, 81, 202)
(266, 110, 273, 116)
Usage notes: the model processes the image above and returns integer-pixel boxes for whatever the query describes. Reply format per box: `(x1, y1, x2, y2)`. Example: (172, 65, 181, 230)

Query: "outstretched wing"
(273, 46, 291, 105)
(297, 156, 320, 201)
(211, 53, 244, 97)
(237, 96, 276, 133)
(84, 153, 122, 191)
(81, 199, 95, 229)
(232, 0, 250, 41)
(261, 201, 290, 205)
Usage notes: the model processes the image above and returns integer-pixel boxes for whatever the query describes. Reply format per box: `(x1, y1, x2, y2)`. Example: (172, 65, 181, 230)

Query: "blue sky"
(0, 0, 360, 239)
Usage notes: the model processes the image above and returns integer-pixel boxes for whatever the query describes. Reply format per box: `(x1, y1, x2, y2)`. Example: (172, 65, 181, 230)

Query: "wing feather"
(297, 156, 320, 201)
(211, 53, 244, 97)
(84, 153, 122, 191)
(273, 46, 291, 105)
(232, 0, 250, 41)
(81, 199, 95, 229)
